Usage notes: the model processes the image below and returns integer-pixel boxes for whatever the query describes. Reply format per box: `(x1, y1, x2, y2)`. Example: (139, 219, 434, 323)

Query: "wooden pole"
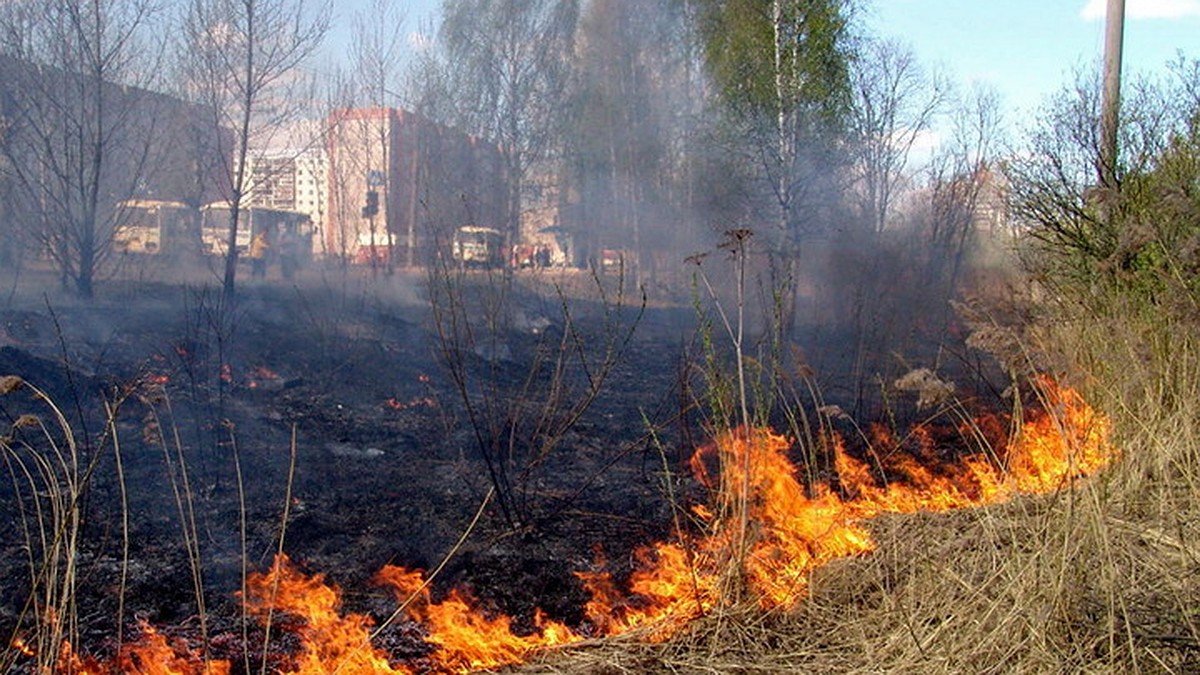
(1100, 0, 1125, 198)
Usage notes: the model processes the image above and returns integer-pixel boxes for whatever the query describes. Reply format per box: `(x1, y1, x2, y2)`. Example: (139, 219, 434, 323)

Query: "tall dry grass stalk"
(0, 375, 269, 673)
(689, 229, 763, 608)
(0, 376, 121, 672)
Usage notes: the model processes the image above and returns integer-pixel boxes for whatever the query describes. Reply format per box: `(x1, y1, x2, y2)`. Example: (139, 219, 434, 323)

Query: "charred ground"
(0, 266, 700, 662)
(0, 263, 1008, 669)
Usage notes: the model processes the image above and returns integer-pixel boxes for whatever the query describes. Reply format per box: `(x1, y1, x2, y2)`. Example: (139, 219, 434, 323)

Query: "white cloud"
(1081, 0, 1200, 21)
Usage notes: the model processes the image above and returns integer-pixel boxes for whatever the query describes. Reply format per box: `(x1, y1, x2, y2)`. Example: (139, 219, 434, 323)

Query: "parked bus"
(113, 200, 200, 257)
(200, 203, 314, 264)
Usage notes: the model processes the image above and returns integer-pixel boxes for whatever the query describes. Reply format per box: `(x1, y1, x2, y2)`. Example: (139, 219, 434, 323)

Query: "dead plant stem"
(259, 423, 299, 675)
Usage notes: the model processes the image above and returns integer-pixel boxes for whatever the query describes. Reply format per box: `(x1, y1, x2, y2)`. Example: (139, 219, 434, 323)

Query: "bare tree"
(350, 0, 406, 107)
(350, 0, 407, 270)
(180, 0, 330, 300)
(1006, 65, 1175, 268)
(848, 37, 944, 237)
(924, 84, 1004, 285)
(430, 0, 580, 244)
(565, 0, 703, 286)
(820, 37, 948, 413)
(0, 0, 168, 298)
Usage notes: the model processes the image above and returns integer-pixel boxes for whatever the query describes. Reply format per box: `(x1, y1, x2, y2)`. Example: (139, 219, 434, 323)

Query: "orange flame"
(578, 541, 720, 639)
(374, 565, 579, 672)
(574, 378, 1115, 628)
(117, 623, 231, 675)
(12, 637, 34, 657)
(253, 366, 280, 381)
(244, 555, 410, 674)
(44, 378, 1114, 673)
(383, 397, 437, 411)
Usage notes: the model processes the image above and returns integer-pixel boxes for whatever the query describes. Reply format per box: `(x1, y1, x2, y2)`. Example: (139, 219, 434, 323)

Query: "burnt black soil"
(0, 266, 701, 666)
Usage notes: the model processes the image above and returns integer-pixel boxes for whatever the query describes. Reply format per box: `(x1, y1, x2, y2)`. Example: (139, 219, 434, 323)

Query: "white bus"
(200, 203, 314, 262)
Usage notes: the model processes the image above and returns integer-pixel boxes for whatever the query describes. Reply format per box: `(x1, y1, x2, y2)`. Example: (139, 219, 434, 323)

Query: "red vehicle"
(355, 231, 395, 265)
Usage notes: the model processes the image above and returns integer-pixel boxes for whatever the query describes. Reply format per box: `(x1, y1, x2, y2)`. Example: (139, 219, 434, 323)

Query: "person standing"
(278, 226, 298, 281)
(249, 230, 270, 280)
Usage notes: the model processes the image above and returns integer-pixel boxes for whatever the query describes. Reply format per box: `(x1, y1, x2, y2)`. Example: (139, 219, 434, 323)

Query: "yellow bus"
(113, 200, 200, 256)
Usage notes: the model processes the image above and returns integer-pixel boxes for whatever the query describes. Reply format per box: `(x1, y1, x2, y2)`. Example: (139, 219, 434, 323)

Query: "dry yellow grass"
(514, 285, 1200, 674)
(518, 487, 1196, 673)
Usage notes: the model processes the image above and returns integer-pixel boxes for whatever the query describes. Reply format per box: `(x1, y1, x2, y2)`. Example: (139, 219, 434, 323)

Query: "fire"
(243, 555, 409, 674)
(57, 641, 104, 674)
(578, 542, 720, 639)
(246, 365, 282, 389)
(383, 396, 437, 411)
(12, 637, 34, 657)
(253, 365, 281, 380)
(1008, 377, 1112, 492)
(582, 428, 877, 624)
(31, 377, 1114, 673)
(41, 624, 231, 675)
(117, 623, 231, 675)
(574, 377, 1115, 626)
(375, 565, 579, 672)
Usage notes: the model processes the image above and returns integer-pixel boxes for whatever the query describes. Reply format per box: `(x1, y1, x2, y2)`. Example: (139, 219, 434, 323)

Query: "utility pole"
(1100, 0, 1125, 201)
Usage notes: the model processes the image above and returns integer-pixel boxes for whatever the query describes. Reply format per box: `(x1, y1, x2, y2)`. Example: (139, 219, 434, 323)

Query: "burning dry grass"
(210, 385, 1129, 671)
(5, 368, 1148, 673)
(529, 306, 1200, 673)
(534, 492, 1197, 674)
(4, 278, 1197, 672)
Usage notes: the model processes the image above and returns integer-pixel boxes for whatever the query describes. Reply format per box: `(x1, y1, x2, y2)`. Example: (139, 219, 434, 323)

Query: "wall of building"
(324, 106, 507, 266)
(0, 53, 227, 264)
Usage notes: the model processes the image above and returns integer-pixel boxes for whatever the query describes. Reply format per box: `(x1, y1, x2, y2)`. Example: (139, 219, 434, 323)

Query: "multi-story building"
(324, 107, 507, 266)
(245, 148, 328, 255)
(0, 53, 227, 267)
(247, 155, 297, 210)
(294, 151, 327, 243)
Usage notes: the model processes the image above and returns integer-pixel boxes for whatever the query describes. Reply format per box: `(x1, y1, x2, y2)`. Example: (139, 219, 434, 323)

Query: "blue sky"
(329, 0, 1199, 119)
(867, 0, 1200, 117)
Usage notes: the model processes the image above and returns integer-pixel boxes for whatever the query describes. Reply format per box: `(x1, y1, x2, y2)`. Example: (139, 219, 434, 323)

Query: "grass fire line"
(29, 378, 1113, 674)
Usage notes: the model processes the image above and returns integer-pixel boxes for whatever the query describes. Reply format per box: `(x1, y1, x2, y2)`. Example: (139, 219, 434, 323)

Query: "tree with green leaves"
(693, 0, 855, 336)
